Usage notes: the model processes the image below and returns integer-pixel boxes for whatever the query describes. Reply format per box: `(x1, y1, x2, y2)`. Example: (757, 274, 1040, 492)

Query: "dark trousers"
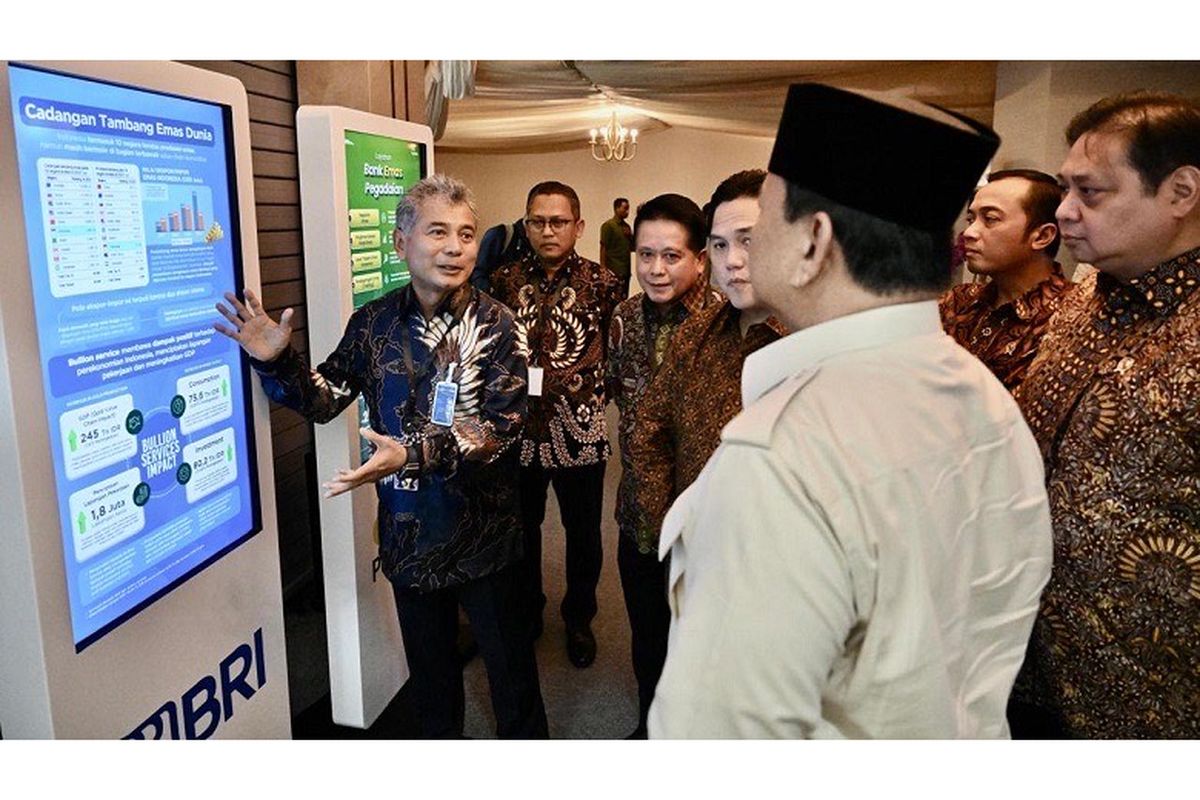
(518, 461, 606, 630)
(391, 566, 548, 739)
(617, 533, 671, 734)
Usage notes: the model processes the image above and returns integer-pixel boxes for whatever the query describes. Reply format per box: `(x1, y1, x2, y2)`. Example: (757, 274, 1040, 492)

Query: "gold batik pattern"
(1013, 248, 1200, 738)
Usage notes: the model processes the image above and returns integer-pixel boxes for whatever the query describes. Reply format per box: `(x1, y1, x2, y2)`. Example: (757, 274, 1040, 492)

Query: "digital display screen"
(343, 128, 425, 461)
(8, 63, 262, 650)
(344, 128, 425, 307)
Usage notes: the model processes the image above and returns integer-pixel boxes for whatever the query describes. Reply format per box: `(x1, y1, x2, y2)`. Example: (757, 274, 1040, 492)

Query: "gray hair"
(394, 173, 479, 235)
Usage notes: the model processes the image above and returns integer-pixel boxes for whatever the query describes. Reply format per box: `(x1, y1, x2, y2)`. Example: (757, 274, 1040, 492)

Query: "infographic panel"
(8, 64, 261, 649)
(344, 129, 424, 461)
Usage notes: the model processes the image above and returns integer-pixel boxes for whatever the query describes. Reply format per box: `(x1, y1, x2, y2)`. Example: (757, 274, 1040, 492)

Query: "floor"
(287, 406, 639, 739)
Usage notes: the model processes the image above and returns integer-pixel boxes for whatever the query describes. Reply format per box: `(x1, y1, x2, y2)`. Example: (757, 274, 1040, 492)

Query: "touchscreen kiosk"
(296, 106, 433, 728)
(0, 61, 288, 738)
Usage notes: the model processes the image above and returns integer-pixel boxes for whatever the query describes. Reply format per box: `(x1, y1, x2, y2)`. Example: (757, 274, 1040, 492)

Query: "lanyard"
(399, 292, 469, 422)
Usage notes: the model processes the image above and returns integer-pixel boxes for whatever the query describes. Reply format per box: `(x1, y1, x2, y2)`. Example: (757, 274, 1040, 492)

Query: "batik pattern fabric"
(490, 250, 621, 469)
(939, 264, 1074, 391)
(606, 283, 720, 548)
(1013, 247, 1200, 738)
(628, 299, 785, 553)
(251, 284, 527, 592)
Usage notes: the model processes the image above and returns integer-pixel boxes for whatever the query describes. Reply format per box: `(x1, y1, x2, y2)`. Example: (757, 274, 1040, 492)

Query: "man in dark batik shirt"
(491, 181, 622, 669)
(215, 174, 547, 739)
(939, 169, 1074, 391)
(605, 193, 719, 738)
(1011, 92, 1200, 738)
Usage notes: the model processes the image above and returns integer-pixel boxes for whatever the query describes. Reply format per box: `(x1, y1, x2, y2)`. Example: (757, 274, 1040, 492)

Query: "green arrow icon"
(68, 429, 78, 452)
(226, 444, 233, 461)
(77, 512, 86, 534)
(221, 379, 228, 397)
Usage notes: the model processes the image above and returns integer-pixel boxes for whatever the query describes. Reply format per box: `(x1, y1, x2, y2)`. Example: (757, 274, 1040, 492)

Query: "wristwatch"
(399, 442, 423, 477)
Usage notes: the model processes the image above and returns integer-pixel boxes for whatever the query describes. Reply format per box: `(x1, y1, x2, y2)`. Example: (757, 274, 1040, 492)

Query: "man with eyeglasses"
(491, 181, 622, 668)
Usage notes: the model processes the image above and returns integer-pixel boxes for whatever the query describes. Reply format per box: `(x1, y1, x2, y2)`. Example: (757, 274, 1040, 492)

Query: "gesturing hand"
(322, 428, 412, 499)
(214, 289, 293, 363)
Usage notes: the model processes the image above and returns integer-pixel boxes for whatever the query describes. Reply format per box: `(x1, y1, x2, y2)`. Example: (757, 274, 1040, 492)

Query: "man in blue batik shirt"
(215, 174, 547, 739)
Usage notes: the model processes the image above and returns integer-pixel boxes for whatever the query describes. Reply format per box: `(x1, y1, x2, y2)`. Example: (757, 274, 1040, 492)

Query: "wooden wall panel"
(259, 254, 303, 283)
(252, 150, 299, 180)
(253, 177, 299, 205)
(256, 206, 301, 233)
(180, 61, 295, 101)
(249, 122, 296, 153)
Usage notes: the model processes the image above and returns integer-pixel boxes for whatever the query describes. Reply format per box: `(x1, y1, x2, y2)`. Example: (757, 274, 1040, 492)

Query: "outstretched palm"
(214, 289, 293, 362)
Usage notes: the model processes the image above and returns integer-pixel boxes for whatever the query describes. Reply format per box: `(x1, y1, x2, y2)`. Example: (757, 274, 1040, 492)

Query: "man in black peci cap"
(648, 84, 1054, 738)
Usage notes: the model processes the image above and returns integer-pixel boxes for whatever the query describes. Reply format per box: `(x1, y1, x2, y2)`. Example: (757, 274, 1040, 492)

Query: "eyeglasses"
(524, 217, 575, 233)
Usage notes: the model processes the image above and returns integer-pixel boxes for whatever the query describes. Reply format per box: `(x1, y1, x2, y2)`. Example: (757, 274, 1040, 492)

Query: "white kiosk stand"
(0, 61, 289, 738)
(296, 106, 434, 729)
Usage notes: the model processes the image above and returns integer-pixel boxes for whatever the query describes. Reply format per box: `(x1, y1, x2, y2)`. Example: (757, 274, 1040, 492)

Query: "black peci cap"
(768, 83, 1001, 233)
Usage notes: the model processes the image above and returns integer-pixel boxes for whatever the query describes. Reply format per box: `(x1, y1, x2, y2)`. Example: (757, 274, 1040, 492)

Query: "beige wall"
(993, 61, 1200, 173)
(437, 127, 775, 264)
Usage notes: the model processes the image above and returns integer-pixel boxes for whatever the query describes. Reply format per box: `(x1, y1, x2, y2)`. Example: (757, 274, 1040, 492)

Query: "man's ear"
(790, 211, 834, 289)
(393, 227, 407, 260)
(1164, 165, 1200, 219)
(1029, 222, 1059, 253)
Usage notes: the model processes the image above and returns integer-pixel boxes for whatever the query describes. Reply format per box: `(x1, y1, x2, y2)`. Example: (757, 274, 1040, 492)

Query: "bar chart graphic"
(147, 185, 216, 242)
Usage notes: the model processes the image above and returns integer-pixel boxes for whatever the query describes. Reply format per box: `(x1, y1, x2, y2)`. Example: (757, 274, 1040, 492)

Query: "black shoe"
(565, 625, 596, 668)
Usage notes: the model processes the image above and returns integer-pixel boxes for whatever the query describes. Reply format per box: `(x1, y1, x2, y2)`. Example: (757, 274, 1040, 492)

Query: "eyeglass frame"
(524, 216, 577, 233)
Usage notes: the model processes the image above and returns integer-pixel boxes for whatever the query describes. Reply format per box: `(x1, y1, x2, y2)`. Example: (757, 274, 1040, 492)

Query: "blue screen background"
(9, 64, 262, 649)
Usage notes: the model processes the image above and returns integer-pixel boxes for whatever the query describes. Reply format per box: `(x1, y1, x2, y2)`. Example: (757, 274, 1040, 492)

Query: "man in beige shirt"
(649, 84, 1052, 738)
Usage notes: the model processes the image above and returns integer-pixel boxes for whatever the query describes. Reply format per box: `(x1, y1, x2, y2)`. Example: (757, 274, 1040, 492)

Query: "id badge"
(431, 361, 458, 427)
(528, 366, 544, 397)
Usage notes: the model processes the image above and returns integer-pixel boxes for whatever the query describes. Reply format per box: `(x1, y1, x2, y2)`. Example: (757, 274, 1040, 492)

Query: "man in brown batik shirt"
(1011, 92, 1200, 738)
(491, 181, 622, 669)
(630, 170, 785, 555)
(939, 170, 1074, 391)
(606, 192, 718, 738)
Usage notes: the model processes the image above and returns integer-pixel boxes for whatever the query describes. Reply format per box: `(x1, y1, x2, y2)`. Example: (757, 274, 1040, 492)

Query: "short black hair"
(614, 197, 629, 210)
(526, 180, 581, 219)
(783, 180, 951, 295)
(985, 169, 1064, 259)
(703, 169, 767, 234)
(633, 193, 707, 254)
(1066, 91, 1200, 194)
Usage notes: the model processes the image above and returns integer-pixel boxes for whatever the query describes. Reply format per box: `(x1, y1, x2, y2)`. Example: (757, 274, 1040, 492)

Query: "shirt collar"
(398, 282, 472, 320)
(1011, 263, 1067, 321)
(1115, 246, 1200, 318)
(642, 280, 715, 322)
(716, 301, 788, 338)
(522, 248, 581, 281)
(966, 262, 1066, 321)
(742, 300, 942, 405)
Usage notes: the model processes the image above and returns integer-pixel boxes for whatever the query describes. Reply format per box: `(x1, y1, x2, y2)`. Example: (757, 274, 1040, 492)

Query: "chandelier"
(589, 111, 638, 162)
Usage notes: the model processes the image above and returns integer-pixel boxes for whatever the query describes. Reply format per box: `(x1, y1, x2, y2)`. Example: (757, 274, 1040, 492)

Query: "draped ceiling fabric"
(437, 60, 998, 154)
